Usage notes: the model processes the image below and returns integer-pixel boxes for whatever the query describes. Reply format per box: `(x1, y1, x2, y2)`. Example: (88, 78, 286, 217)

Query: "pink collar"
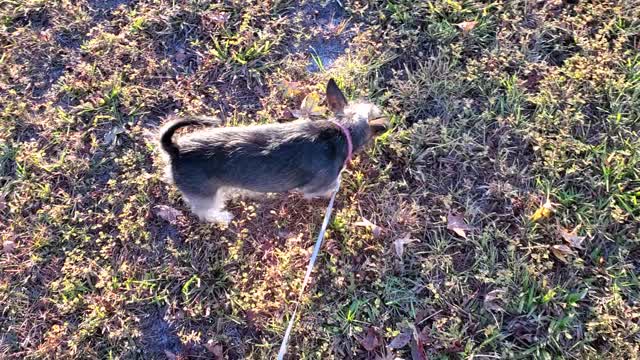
(329, 120, 353, 166)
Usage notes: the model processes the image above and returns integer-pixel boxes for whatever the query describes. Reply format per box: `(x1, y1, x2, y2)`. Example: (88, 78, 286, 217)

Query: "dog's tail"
(159, 116, 219, 157)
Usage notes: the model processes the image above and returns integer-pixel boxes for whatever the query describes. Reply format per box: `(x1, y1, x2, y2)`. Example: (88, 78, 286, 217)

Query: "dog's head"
(325, 79, 389, 148)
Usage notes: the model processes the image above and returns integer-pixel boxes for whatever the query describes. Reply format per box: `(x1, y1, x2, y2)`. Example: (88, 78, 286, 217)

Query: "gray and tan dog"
(159, 79, 388, 224)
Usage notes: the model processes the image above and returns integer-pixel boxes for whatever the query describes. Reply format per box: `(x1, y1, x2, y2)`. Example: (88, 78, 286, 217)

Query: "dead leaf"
(393, 233, 416, 258)
(204, 340, 224, 360)
(417, 326, 432, 344)
(374, 350, 398, 360)
(407, 326, 431, 360)
(530, 198, 556, 222)
(410, 335, 428, 360)
(388, 329, 412, 349)
(447, 213, 472, 239)
(484, 289, 506, 312)
(291, 92, 325, 119)
(175, 48, 186, 63)
(206, 11, 230, 26)
(3, 240, 16, 254)
(456, 20, 477, 33)
(358, 327, 381, 352)
(551, 244, 575, 263)
(559, 225, 586, 249)
(0, 194, 6, 211)
(445, 340, 464, 353)
(38, 29, 53, 42)
(154, 205, 182, 224)
(164, 350, 177, 360)
(280, 108, 296, 122)
(281, 80, 304, 97)
(103, 125, 125, 148)
(354, 217, 383, 237)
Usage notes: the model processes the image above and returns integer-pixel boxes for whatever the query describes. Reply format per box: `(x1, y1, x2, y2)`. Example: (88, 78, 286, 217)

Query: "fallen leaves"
(456, 20, 477, 34)
(354, 217, 383, 237)
(103, 125, 125, 148)
(280, 79, 304, 98)
(530, 198, 557, 222)
(559, 225, 586, 249)
(154, 205, 182, 224)
(447, 213, 473, 239)
(3, 240, 16, 254)
(174, 47, 187, 63)
(393, 233, 417, 259)
(409, 329, 428, 360)
(387, 326, 431, 359)
(550, 244, 575, 263)
(484, 289, 507, 312)
(207, 12, 230, 26)
(164, 350, 177, 360)
(358, 327, 381, 351)
(374, 351, 398, 360)
(388, 329, 412, 349)
(552, 225, 586, 262)
(291, 92, 325, 119)
(388, 324, 468, 358)
(204, 340, 224, 360)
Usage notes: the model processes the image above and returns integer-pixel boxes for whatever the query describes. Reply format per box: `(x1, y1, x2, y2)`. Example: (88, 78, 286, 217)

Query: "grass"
(1, 0, 639, 359)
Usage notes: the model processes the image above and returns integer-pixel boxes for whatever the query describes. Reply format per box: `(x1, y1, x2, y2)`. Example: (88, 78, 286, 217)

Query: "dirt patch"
(31, 66, 65, 99)
(11, 8, 51, 30)
(139, 308, 183, 358)
(54, 30, 86, 50)
(307, 37, 350, 72)
(85, 0, 138, 24)
(86, 0, 137, 11)
(204, 78, 266, 117)
(293, 1, 354, 72)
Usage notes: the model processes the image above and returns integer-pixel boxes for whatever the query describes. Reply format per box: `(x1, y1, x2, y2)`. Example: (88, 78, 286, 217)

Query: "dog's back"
(170, 120, 346, 195)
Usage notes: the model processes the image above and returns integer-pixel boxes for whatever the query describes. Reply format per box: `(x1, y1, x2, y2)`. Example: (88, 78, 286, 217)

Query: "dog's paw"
(205, 210, 234, 225)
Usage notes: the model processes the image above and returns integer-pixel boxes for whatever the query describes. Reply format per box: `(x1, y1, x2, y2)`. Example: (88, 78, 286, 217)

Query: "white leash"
(276, 177, 341, 360)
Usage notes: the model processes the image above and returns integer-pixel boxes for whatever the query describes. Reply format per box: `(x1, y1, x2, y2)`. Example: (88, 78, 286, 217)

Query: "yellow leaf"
(292, 92, 325, 119)
(280, 80, 303, 97)
(530, 198, 556, 222)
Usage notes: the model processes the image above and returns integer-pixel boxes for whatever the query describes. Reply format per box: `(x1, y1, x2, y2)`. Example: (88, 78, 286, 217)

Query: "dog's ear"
(368, 117, 390, 136)
(326, 78, 348, 115)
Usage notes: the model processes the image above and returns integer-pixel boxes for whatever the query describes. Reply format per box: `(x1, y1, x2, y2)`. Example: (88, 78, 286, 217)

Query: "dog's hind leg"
(183, 188, 234, 225)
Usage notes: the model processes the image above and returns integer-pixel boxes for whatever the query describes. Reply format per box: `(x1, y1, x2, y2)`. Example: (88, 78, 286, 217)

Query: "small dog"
(159, 79, 389, 224)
